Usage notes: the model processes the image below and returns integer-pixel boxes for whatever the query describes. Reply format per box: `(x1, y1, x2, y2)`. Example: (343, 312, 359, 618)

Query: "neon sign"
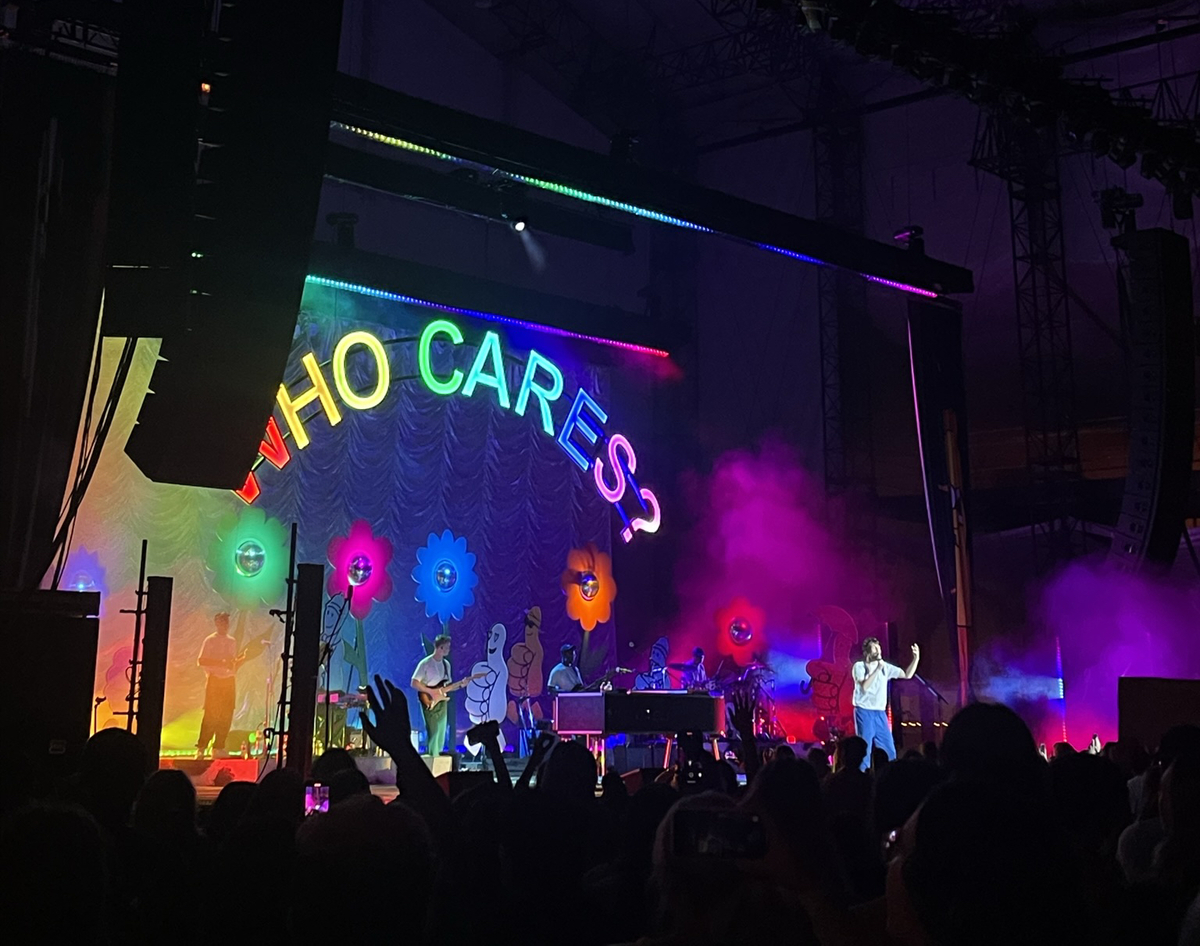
(235, 321, 661, 542)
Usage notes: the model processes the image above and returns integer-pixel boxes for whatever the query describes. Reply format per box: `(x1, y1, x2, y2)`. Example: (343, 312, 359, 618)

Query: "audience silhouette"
(5, 686, 1197, 946)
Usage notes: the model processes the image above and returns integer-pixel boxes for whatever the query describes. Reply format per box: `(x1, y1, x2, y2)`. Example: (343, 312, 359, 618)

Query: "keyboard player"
(548, 643, 585, 693)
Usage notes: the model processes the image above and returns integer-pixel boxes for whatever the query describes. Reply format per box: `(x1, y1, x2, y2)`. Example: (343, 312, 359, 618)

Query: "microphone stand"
(912, 672, 950, 706)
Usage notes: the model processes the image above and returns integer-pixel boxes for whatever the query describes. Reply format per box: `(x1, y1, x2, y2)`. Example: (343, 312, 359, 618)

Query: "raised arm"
(904, 643, 921, 679)
(362, 675, 454, 847)
(855, 660, 883, 692)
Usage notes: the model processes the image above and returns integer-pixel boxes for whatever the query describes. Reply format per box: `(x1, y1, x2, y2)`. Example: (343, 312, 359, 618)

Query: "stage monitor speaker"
(286, 563, 323, 777)
(1118, 677, 1200, 750)
(434, 770, 493, 800)
(5, 592, 100, 801)
(137, 576, 173, 770)
(620, 768, 666, 794)
(1108, 228, 1195, 572)
(122, 0, 345, 488)
(611, 744, 659, 772)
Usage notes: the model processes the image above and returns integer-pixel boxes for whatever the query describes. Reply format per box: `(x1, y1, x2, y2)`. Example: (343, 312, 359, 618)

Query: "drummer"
(674, 647, 708, 690)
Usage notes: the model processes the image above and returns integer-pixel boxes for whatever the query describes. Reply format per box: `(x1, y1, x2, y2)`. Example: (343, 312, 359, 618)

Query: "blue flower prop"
(412, 530, 478, 623)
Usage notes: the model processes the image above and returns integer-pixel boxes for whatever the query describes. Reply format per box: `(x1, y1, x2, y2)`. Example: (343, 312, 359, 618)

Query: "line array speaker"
(120, 0, 344, 488)
(1108, 228, 1195, 571)
(286, 563, 324, 776)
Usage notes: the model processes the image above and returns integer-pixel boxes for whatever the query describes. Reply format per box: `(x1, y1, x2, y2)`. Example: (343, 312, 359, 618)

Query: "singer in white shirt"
(850, 637, 919, 771)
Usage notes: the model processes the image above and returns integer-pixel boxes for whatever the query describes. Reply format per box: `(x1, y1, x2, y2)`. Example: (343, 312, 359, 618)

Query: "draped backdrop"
(66, 282, 616, 750)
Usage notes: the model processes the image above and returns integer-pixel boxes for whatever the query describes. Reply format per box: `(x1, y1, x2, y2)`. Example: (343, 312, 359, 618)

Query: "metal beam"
(331, 75, 975, 294)
(323, 143, 635, 253)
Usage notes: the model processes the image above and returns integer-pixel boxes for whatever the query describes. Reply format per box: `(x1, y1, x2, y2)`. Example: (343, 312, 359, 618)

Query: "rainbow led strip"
(332, 122, 941, 299)
(305, 275, 670, 358)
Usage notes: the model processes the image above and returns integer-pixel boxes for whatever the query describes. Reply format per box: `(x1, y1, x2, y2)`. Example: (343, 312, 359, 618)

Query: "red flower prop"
(561, 543, 616, 631)
(713, 597, 768, 661)
(327, 519, 394, 620)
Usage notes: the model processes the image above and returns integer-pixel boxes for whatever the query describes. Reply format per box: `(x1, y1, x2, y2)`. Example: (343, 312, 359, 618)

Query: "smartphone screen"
(304, 782, 330, 816)
(672, 809, 767, 858)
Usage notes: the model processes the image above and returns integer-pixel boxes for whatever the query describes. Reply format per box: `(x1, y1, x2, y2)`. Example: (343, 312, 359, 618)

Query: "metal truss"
(973, 115, 1085, 572)
(423, 0, 825, 136)
(646, 0, 821, 95)
(2, 0, 121, 72)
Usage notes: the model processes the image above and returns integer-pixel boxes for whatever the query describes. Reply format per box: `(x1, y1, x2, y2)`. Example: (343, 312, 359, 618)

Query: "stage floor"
(193, 783, 401, 805)
(164, 753, 520, 805)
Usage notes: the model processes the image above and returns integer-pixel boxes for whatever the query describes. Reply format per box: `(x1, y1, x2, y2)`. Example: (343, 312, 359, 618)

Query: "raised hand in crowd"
(515, 730, 557, 791)
(362, 674, 454, 847)
(730, 684, 761, 782)
(362, 674, 413, 757)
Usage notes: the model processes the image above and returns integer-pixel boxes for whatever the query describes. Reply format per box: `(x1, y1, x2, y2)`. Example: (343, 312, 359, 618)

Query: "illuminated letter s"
(593, 434, 635, 503)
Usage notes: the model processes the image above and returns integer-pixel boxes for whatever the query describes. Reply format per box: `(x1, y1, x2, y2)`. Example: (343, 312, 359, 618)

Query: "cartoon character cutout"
(507, 606, 545, 725)
(634, 636, 670, 690)
(804, 606, 858, 742)
(465, 622, 509, 757)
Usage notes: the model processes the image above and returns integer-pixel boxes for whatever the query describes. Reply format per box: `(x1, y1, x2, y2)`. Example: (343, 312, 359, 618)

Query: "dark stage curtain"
(0, 52, 112, 591)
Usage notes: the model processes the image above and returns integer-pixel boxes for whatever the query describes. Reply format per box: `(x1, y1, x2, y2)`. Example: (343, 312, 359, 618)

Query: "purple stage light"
(755, 244, 941, 299)
(863, 274, 940, 299)
(306, 276, 670, 359)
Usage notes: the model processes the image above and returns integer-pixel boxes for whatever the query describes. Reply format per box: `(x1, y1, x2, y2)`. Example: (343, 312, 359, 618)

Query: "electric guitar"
(419, 672, 486, 710)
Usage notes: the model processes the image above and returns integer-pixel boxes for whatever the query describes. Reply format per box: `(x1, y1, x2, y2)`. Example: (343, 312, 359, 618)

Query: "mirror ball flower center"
(435, 560, 458, 592)
(729, 617, 753, 645)
(235, 539, 266, 578)
(580, 572, 600, 601)
(347, 554, 373, 586)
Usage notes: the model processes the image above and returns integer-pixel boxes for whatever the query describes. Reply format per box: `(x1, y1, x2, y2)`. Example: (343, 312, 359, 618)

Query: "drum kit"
(662, 656, 785, 740)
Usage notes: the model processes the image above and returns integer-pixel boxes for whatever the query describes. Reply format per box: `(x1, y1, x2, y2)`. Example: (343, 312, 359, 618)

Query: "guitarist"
(411, 634, 455, 756)
(195, 612, 247, 759)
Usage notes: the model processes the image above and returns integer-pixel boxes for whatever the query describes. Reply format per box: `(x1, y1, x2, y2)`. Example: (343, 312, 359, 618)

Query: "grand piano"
(554, 689, 725, 744)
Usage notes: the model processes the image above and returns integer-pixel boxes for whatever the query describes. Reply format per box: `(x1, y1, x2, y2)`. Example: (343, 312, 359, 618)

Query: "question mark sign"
(621, 489, 661, 543)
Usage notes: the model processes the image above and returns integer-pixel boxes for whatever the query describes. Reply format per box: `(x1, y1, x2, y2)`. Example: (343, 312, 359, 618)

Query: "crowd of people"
(4, 676, 1197, 946)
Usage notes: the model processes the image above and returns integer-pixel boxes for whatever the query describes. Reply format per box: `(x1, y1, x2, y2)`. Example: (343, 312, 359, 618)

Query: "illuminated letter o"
(332, 331, 390, 410)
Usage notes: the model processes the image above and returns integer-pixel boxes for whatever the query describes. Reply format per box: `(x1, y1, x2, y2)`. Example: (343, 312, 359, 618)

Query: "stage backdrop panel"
(65, 281, 616, 752)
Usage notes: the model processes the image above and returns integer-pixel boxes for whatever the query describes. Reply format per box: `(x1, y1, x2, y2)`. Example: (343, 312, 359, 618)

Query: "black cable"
(46, 337, 137, 583)
(51, 327, 107, 589)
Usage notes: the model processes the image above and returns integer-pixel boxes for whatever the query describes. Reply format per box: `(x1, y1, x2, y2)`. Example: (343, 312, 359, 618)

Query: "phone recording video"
(304, 781, 330, 816)
(672, 809, 767, 859)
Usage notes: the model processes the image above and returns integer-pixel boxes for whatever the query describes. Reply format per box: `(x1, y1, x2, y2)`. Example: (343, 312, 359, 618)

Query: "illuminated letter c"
(419, 319, 465, 395)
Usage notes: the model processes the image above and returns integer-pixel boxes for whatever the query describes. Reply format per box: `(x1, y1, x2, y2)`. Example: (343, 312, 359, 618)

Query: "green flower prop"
(207, 507, 290, 607)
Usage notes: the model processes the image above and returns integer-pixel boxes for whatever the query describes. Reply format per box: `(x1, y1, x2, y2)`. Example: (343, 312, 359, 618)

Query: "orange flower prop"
(714, 596, 767, 660)
(561, 543, 616, 631)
